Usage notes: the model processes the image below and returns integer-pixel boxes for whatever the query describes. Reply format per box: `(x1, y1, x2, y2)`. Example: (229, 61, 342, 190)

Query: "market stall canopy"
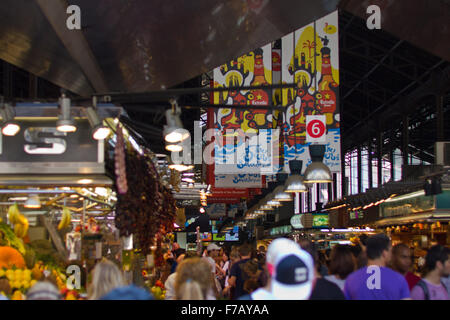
(0, 0, 340, 96)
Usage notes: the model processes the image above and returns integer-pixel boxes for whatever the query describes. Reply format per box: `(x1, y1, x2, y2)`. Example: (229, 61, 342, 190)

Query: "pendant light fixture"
(86, 97, 111, 140)
(303, 144, 332, 183)
(264, 194, 282, 207)
(284, 160, 308, 193)
(0, 103, 20, 136)
(272, 174, 293, 201)
(57, 94, 77, 133)
(163, 100, 190, 143)
(24, 195, 41, 209)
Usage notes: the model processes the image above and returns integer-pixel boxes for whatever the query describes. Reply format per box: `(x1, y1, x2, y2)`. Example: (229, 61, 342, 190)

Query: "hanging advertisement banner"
(213, 44, 278, 174)
(281, 10, 341, 173)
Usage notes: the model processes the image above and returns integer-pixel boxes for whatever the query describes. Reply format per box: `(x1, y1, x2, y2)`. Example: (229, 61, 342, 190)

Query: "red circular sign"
(306, 119, 326, 138)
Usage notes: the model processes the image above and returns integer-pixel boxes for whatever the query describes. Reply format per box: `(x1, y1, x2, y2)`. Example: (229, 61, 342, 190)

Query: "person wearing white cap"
(204, 243, 222, 297)
(240, 238, 315, 300)
(204, 243, 221, 274)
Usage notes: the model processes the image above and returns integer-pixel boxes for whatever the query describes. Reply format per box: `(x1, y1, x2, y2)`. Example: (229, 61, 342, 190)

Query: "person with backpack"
(411, 245, 449, 300)
(228, 244, 255, 299)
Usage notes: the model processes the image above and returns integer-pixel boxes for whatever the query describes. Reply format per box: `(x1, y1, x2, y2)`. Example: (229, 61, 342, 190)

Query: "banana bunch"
(58, 207, 72, 230)
(14, 218, 29, 239)
(8, 204, 20, 225)
(8, 204, 29, 239)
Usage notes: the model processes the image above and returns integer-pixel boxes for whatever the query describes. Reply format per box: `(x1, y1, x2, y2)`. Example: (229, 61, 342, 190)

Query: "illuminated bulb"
(93, 126, 111, 140)
(56, 123, 77, 133)
(2, 123, 20, 136)
(166, 144, 183, 152)
(78, 179, 93, 185)
(169, 164, 194, 172)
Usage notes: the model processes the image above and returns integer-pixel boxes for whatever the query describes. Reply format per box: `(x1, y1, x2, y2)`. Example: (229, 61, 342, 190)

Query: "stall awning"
(373, 210, 450, 227)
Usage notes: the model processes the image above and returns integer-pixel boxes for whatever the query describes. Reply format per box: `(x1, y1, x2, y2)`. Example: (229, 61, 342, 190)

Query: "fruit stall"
(0, 117, 181, 300)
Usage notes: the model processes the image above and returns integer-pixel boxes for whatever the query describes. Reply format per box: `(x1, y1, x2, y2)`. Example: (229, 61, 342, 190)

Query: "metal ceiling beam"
(343, 63, 449, 145)
(35, 0, 109, 94)
(343, 40, 404, 100)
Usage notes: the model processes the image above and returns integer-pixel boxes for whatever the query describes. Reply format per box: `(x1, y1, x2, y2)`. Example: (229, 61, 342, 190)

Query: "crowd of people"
(1, 233, 448, 300)
(162, 233, 449, 300)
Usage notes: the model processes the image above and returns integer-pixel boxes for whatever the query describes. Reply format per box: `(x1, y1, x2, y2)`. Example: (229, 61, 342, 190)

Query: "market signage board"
(269, 225, 292, 236)
(306, 115, 327, 143)
(214, 174, 263, 188)
(290, 214, 305, 229)
(312, 214, 329, 227)
(0, 119, 104, 174)
(208, 188, 249, 204)
(281, 10, 341, 173)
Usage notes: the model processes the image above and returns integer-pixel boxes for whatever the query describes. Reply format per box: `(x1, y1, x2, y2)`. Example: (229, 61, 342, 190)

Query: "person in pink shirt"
(411, 245, 449, 300)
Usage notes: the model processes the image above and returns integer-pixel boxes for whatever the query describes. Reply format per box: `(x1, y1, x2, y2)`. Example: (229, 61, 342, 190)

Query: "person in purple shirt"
(344, 234, 411, 300)
(411, 245, 449, 300)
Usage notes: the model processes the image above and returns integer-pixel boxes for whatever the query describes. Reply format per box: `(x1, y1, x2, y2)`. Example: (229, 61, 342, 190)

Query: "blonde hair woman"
(88, 259, 126, 300)
(174, 257, 215, 300)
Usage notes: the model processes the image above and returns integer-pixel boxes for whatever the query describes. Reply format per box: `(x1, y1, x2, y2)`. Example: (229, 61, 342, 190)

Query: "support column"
(341, 151, 346, 197)
(332, 173, 337, 201)
(357, 146, 362, 193)
(390, 148, 395, 181)
(402, 114, 409, 166)
(368, 141, 373, 189)
(377, 129, 383, 186)
(307, 190, 311, 213)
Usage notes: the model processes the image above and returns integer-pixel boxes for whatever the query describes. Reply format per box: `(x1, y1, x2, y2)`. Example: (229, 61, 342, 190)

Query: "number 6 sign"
(306, 115, 326, 143)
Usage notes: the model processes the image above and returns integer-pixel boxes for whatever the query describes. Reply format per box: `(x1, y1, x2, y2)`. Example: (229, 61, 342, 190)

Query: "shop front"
(374, 189, 450, 248)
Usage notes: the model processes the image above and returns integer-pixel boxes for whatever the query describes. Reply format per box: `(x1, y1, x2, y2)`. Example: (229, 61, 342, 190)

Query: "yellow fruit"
(21, 281, 29, 289)
(66, 294, 76, 300)
(14, 224, 24, 238)
(11, 291, 23, 300)
(20, 219, 29, 238)
(58, 207, 72, 230)
(23, 270, 31, 281)
(12, 281, 21, 289)
(8, 204, 20, 224)
(30, 280, 37, 287)
(6, 270, 14, 281)
(0, 269, 5, 277)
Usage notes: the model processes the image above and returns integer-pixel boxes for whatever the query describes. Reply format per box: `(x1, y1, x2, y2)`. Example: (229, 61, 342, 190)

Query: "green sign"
(269, 225, 292, 236)
(349, 210, 364, 220)
(312, 214, 329, 227)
